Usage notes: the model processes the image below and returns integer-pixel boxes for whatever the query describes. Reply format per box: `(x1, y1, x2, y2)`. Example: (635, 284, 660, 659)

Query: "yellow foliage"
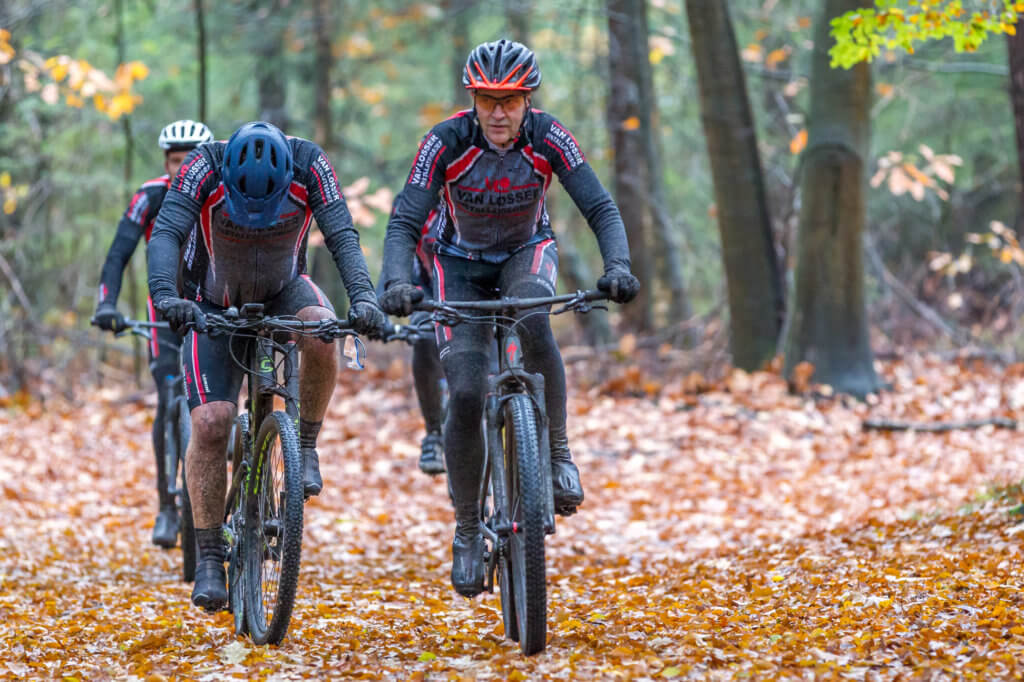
(789, 129, 807, 155)
(622, 116, 641, 131)
(3, 197, 15, 215)
(0, 171, 9, 188)
(65, 93, 84, 108)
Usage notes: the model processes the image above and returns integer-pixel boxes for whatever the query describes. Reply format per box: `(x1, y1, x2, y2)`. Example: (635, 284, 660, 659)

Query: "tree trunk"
(607, 0, 653, 332)
(1007, 30, 1024, 233)
(312, 0, 333, 150)
(116, 0, 142, 386)
(444, 0, 472, 110)
(686, 0, 784, 370)
(195, 0, 207, 122)
(635, 0, 693, 343)
(256, 0, 288, 130)
(782, 0, 880, 398)
(506, 0, 531, 45)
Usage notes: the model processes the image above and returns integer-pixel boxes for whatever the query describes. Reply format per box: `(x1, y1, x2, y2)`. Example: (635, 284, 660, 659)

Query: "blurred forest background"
(2, 0, 1023, 398)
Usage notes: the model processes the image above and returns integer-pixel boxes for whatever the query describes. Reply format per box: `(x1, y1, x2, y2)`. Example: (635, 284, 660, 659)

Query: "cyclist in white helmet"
(93, 119, 213, 549)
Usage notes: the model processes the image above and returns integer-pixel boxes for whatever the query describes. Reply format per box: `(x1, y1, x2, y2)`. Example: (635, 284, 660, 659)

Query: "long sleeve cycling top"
(98, 175, 171, 305)
(148, 138, 375, 309)
(381, 108, 631, 289)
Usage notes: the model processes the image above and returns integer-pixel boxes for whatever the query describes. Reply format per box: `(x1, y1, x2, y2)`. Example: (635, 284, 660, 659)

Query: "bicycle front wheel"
(502, 394, 547, 655)
(244, 410, 304, 645)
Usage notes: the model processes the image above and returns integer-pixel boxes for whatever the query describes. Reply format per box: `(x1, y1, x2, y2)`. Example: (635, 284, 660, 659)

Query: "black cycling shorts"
(181, 274, 335, 411)
(431, 238, 557, 362)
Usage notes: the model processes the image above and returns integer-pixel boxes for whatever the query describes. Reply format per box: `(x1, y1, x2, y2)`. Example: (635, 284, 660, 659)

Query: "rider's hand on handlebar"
(92, 303, 127, 333)
(597, 269, 641, 304)
(156, 297, 207, 336)
(348, 300, 388, 337)
(379, 282, 424, 317)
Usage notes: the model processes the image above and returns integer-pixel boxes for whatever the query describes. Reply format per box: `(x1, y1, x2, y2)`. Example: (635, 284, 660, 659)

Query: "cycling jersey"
(381, 108, 631, 288)
(98, 175, 171, 305)
(148, 138, 375, 310)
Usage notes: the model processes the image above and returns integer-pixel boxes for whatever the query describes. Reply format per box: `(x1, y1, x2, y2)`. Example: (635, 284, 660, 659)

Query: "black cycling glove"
(597, 270, 641, 304)
(156, 297, 207, 336)
(348, 300, 388, 337)
(93, 302, 127, 333)
(379, 283, 424, 317)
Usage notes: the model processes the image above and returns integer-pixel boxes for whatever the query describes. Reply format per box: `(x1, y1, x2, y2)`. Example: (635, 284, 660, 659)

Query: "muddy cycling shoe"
(418, 431, 446, 476)
(451, 523, 486, 598)
(151, 505, 180, 548)
(302, 447, 323, 498)
(551, 450, 584, 516)
(191, 558, 227, 611)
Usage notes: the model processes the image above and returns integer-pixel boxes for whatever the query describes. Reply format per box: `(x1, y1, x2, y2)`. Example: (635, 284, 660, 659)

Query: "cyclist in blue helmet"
(148, 121, 386, 611)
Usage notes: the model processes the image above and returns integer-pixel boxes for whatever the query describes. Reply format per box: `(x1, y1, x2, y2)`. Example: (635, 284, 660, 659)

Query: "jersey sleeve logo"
(175, 152, 214, 200)
(544, 121, 585, 171)
(125, 189, 150, 225)
(310, 153, 342, 204)
(408, 133, 446, 189)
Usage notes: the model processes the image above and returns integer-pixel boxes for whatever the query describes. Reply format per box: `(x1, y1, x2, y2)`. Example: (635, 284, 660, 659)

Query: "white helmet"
(158, 119, 213, 151)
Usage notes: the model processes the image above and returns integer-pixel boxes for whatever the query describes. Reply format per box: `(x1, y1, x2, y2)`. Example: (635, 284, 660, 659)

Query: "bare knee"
(189, 401, 235, 454)
(295, 305, 336, 355)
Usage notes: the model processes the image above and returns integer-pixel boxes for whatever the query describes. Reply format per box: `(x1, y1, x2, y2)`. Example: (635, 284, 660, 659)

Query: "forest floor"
(2, 350, 1024, 680)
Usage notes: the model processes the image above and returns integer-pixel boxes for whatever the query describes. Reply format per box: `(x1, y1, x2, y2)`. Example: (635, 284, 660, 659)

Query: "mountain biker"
(93, 119, 213, 550)
(379, 40, 639, 597)
(375, 196, 447, 475)
(147, 121, 386, 611)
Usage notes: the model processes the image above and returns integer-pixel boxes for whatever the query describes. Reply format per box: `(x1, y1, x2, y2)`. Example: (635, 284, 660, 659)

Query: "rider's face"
(474, 89, 528, 148)
(164, 150, 190, 179)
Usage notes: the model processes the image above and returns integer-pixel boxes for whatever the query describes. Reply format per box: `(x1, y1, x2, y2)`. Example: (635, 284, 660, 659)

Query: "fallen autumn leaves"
(1, 352, 1023, 679)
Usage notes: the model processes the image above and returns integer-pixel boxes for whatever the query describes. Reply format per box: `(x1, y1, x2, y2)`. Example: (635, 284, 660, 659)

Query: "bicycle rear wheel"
(502, 394, 547, 655)
(244, 410, 304, 645)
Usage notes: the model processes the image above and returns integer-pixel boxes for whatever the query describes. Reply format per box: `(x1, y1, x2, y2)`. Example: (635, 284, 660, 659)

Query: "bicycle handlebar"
(413, 289, 608, 319)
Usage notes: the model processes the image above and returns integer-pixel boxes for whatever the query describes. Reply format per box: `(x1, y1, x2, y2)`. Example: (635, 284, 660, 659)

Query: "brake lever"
(342, 334, 366, 371)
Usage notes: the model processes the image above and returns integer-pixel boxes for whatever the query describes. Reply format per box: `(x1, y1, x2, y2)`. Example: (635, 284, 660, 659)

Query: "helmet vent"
(270, 146, 277, 166)
(239, 176, 247, 194)
(239, 145, 247, 165)
(255, 139, 264, 159)
(266, 178, 275, 195)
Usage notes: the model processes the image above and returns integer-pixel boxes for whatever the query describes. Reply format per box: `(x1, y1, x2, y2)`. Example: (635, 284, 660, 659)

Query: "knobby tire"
(504, 394, 547, 655)
(244, 410, 303, 645)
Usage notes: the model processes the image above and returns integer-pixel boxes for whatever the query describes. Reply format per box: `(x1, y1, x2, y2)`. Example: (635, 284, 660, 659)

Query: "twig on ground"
(862, 417, 1018, 432)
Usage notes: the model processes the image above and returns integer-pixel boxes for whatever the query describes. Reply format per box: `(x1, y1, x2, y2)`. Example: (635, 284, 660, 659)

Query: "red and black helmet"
(462, 39, 542, 91)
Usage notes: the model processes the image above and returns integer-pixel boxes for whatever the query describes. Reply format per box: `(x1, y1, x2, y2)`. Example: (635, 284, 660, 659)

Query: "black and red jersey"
(148, 138, 375, 310)
(97, 175, 171, 305)
(381, 108, 630, 289)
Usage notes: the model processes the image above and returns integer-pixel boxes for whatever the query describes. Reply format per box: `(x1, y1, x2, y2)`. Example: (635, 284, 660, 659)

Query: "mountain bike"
(414, 289, 607, 655)
(201, 303, 364, 645)
(92, 317, 195, 582)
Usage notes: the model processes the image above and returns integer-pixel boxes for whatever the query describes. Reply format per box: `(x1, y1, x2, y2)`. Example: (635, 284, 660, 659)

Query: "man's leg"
(186, 400, 235, 610)
(149, 310, 181, 547)
(294, 304, 337, 497)
(412, 310, 445, 475)
(179, 322, 243, 611)
(500, 240, 583, 515)
(434, 254, 496, 597)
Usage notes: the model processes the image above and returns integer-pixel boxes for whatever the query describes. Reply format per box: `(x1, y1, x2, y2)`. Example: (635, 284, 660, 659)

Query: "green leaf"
(418, 652, 437, 662)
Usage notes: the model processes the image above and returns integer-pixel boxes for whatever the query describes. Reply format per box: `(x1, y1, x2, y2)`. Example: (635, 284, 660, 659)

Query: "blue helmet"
(221, 121, 293, 228)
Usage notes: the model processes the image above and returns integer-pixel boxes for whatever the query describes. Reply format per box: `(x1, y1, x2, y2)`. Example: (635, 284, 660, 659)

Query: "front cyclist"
(93, 119, 213, 549)
(148, 121, 386, 610)
(379, 40, 639, 597)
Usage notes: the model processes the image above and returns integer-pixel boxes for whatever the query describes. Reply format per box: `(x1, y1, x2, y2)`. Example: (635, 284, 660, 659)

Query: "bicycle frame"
(223, 305, 301, 515)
